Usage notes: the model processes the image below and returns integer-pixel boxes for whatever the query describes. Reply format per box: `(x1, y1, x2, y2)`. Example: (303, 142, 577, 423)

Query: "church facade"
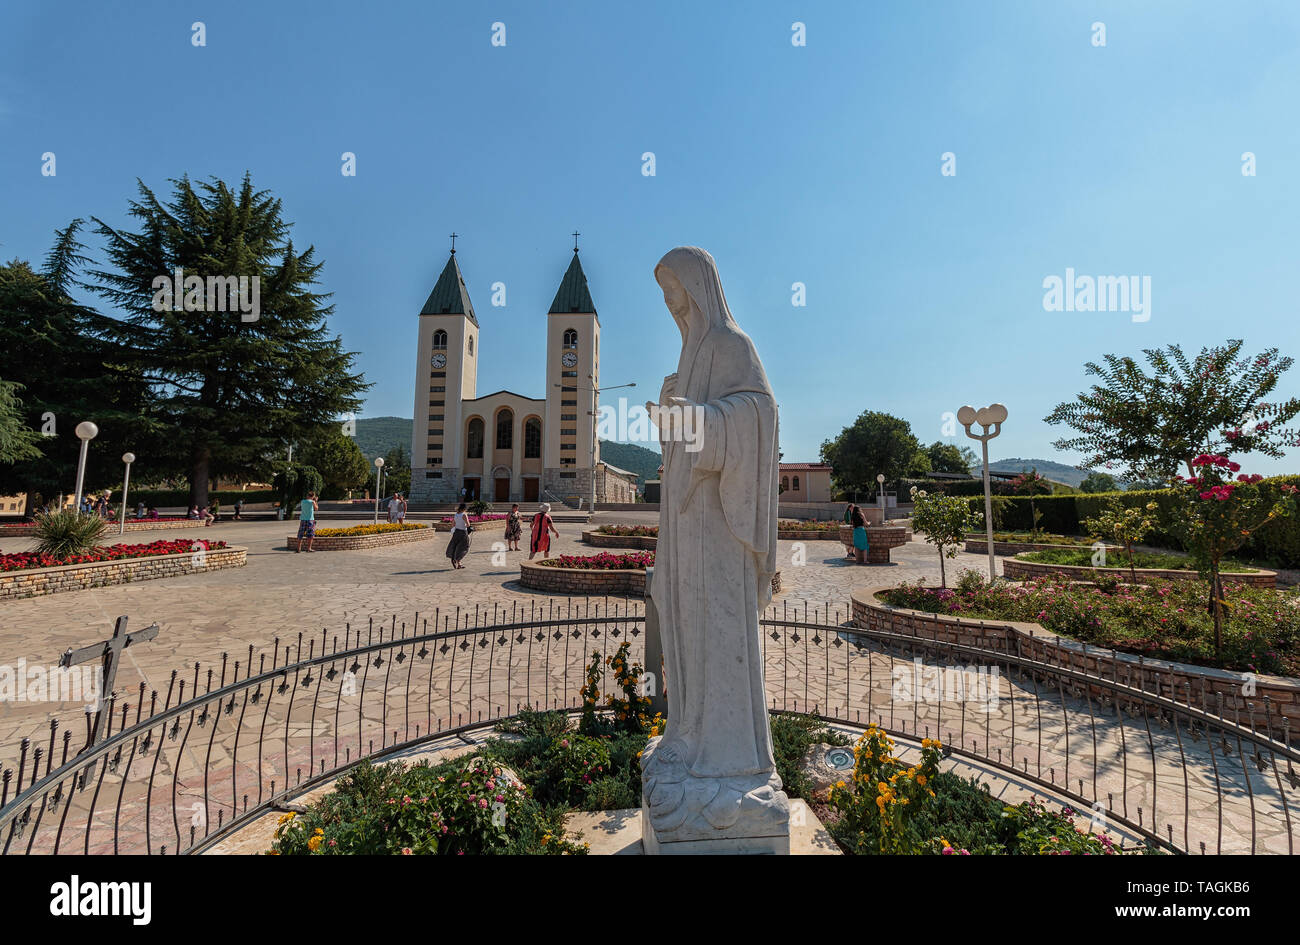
(407, 246, 638, 506)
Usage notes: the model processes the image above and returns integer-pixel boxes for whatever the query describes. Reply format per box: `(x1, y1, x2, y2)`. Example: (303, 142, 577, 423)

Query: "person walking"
(397, 492, 408, 523)
(387, 492, 401, 524)
(445, 502, 471, 569)
(233, 498, 243, 521)
(504, 503, 522, 551)
(843, 503, 858, 559)
(528, 502, 558, 560)
(295, 491, 319, 552)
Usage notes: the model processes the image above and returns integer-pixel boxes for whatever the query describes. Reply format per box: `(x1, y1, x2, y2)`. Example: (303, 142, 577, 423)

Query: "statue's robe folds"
(651, 327, 781, 785)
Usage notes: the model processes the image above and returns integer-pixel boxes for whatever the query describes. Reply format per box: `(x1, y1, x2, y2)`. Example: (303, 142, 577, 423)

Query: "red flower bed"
(0, 539, 228, 573)
(539, 552, 654, 570)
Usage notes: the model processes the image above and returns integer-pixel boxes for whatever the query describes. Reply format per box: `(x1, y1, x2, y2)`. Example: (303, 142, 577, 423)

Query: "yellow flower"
(307, 834, 322, 852)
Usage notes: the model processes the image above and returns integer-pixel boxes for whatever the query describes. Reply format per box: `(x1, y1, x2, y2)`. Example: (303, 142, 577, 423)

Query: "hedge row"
(128, 489, 277, 507)
(963, 475, 1300, 569)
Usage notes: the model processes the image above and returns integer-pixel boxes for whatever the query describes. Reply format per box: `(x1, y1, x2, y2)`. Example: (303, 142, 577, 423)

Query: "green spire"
(420, 253, 477, 325)
(548, 250, 597, 315)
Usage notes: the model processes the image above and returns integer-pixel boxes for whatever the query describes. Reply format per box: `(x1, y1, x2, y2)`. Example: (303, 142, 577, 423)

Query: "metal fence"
(2, 598, 1298, 855)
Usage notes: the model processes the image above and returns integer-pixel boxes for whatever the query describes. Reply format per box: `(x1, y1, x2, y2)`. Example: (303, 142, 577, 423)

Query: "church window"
(781, 476, 789, 491)
(468, 337, 474, 356)
(496, 409, 514, 449)
(467, 418, 484, 458)
(792, 476, 800, 491)
(433, 330, 447, 349)
(561, 414, 577, 421)
(562, 370, 577, 378)
(563, 329, 578, 348)
(524, 417, 541, 458)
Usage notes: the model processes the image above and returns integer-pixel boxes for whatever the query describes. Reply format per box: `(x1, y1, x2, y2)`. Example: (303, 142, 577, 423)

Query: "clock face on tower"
(561, 352, 578, 367)
(431, 353, 447, 369)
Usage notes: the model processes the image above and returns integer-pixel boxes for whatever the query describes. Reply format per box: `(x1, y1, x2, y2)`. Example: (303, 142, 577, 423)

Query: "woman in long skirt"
(446, 502, 471, 569)
(528, 503, 558, 560)
(504, 503, 523, 551)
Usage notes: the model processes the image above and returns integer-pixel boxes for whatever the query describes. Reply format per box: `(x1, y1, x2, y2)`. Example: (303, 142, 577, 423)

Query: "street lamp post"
(373, 457, 385, 524)
(118, 453, 136, 535)
(556, 379, 635, 511)
(958, 403, 1008, 581)
(73, 421, 99, 514)
(876, 473, 886, 515)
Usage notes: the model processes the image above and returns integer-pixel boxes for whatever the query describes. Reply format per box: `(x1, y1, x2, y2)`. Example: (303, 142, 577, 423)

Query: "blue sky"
(3, 0, 1300, 474)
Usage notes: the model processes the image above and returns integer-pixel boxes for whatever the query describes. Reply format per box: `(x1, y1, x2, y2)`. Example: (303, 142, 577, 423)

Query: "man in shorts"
(295, 491, 319, 552)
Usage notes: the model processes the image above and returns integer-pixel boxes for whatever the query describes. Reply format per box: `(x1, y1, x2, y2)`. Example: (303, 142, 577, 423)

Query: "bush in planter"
(32, 508, 110, 558)
(268, 755, 584, 855)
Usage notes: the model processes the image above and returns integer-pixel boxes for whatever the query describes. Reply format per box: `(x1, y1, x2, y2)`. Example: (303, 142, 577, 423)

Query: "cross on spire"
(572, 230, 581, 253)
(449, 232, 458, 254)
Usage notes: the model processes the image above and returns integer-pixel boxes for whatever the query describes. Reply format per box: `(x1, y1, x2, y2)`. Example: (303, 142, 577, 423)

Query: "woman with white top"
(445, 502, 471, 569)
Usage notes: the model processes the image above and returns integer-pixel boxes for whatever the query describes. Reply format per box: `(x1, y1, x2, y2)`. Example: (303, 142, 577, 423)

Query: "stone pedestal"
(641, 798, 791, 854)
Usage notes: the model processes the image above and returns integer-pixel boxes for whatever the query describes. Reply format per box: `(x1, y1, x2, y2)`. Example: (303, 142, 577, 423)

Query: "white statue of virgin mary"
(640, 246, 789, 852)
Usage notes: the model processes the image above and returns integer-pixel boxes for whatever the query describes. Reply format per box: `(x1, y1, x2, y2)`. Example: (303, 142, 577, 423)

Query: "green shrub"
(33, 508, 109, 557)
(269, 755, 584, 855)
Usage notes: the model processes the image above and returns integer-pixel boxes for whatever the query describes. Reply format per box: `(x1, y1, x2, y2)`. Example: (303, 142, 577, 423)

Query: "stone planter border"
(431, 519, 510, 533)
(283, 527, 440, 551)
(581, 530, 657, 550)
(849, 584, 1300, 721)
(0, 546, 247, 601)
(964, 538, 1119, 557)
(778, 527, 843, 541)
(520, 560, 782, 597)
(837, 524, 911, 564)
(1002, 556, 1275, 589)
(0, 519, 209, 538)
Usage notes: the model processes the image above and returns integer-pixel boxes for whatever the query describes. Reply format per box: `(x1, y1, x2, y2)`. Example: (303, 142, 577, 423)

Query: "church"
(407, 242, 639, 507)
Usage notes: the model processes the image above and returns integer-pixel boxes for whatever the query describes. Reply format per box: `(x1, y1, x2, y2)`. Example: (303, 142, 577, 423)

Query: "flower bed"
(872, 572, 1300, 675)
(0, 538, 228, 572)
(521, 554, 781, 596)
(1003, 553, 1274, 588)
(778, 519, 844, 540)
(315, 523, 427, 537)
(0, 542, 245, 600)
(596, 525, 657, 537)
(964, 537, 1121, 557)
(283, 524, 438, 551)
(582, 529, 657, 550)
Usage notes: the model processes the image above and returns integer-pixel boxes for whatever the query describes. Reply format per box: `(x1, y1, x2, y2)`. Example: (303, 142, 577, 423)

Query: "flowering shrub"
(1083, 499, 1161, 583)
(1169, 456, 1297, 658)
(314, 523, 427, 537)
(268, 754, 584, 855)
(827, 725, 1143, 855)
(0, 538, 228, 573)
(596, 524, 658, 537)
(880, 572, 1300, 674)
(439, 514, 509, 524)
(777, 520, 841, 532)
(539, 552, 654, 570)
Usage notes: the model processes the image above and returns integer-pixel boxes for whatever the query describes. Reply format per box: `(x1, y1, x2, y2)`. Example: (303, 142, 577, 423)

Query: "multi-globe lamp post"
(72, 421, 99, 513)
(373, 457, 385, 524)
(118, 453, 136, 535)
(957, 403, 1008, 582)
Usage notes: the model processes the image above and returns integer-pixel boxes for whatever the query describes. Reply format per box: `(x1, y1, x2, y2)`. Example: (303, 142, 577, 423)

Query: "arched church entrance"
(491, 465, 512, 502)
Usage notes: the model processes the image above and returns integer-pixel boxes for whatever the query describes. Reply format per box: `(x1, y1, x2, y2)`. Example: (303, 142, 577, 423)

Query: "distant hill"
(354, 416, 411, 460)
(988, 457, 1121, 489)
(353, 417, 663, 486)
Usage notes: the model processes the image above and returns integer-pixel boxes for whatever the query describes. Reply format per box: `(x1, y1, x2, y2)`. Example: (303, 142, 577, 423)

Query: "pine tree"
(88, 174, 369, 506)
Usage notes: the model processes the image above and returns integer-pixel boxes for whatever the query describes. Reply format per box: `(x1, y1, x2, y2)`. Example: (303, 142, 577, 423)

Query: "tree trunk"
(1210, 564, 1225, 659)
(1126, 542, 1137, 585)
(939, 548, 947, 588)
(189, 446, 211, 509)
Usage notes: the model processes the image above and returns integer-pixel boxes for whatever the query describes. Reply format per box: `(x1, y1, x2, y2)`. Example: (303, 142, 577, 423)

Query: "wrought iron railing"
(2, 599, 1298, 855)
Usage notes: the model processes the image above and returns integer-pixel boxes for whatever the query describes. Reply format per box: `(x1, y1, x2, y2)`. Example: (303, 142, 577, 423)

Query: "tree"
(0, 236, 154, 499)
(87, 174, 369, 507)
(1010, 468, 1052, 538)
(1078, 471, 1119, 494)
(820, 411, 921, 497)
(1166, 455, 1297, 659)
(909, 486, 983, 588)
(922, 441, 976, 475)
(273, 464, 324, 511)
(1083, 498, 1160, 584)
(381, 444, 411, 497)
(0, 380, 44, 468)
(301, 430, 370, 497)
(1045, 341, 1300, 483)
